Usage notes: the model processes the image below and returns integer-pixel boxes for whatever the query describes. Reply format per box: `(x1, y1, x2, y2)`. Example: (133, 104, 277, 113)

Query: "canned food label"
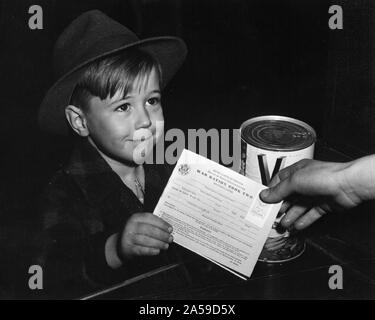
(242, 142, 314, 186)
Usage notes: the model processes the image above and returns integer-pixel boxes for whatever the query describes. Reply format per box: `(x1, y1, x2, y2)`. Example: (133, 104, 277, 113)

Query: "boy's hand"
(118, 213, 173, 260)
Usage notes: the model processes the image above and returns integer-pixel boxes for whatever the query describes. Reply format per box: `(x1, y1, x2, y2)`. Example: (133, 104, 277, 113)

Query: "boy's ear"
(65, 105, 89, 137)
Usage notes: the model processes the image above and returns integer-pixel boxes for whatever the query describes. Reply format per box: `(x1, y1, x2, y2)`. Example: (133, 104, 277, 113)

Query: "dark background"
(0, 0, 374, 298)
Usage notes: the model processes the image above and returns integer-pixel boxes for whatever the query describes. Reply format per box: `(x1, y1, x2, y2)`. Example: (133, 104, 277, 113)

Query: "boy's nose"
(135, 106, 151, 129)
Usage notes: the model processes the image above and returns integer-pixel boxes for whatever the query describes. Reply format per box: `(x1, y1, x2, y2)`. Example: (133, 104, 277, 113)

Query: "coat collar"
(63, 138, 168, 210)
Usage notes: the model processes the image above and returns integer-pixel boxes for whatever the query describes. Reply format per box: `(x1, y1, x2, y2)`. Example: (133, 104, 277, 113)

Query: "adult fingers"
(279, 200, 292, 214)
(268, 159, 310, 188)
(260, 176, 297, 203)
(293, 207, 327, 230)
(267, 171, 281, 188)
(264, 237, 287, 251)
(280, 203, 309, 228)
(260, 160, 312, 203)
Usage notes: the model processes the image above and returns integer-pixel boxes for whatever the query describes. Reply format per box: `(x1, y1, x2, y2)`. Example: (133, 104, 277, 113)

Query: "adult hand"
(260, 155, 375, 230)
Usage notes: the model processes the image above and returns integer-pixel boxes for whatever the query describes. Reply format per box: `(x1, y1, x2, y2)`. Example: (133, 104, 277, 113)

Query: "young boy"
(35, 10, 188, 298)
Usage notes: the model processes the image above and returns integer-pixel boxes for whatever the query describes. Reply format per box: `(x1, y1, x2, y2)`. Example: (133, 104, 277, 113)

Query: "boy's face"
(84, 67, 164, 165)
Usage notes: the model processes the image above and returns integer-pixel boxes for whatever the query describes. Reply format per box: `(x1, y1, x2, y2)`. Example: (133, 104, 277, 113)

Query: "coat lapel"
(63, 139, 171, 229)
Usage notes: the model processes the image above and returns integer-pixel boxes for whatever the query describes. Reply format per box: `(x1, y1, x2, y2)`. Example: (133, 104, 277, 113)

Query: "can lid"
(241, 116, 316, 151)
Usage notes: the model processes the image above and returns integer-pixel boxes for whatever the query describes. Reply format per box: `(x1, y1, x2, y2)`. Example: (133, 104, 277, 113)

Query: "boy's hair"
(70, 48, 162, 111)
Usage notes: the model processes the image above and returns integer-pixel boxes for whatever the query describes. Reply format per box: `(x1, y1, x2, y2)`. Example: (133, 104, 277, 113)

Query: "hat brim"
(38, 36, 187, 135)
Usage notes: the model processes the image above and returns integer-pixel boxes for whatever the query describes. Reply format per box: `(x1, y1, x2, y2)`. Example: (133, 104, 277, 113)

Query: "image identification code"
(139, 304, 236, 317)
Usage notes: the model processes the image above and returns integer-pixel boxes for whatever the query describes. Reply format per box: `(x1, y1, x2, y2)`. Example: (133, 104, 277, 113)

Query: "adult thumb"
(260, 179, 294, 203)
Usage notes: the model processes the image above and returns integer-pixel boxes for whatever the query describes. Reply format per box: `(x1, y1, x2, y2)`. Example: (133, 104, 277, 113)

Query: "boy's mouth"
(132, 135, 153, 143)
(131, 128, 155, 143)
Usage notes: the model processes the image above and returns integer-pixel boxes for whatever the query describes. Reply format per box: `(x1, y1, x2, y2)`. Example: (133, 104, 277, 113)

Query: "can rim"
(240, 115, 317, 152)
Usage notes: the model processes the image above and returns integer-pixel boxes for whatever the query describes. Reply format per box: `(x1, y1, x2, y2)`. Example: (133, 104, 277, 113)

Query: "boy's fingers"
(133, 246, 160, 256)
(133, 213, 172, 233)
(135, 224, 173, 243)
(280, 203, 309, 228)
(133, 234, 170, 250)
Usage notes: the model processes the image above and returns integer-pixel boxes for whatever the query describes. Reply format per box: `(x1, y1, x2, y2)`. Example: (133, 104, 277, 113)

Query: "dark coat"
(33, 139, 185, 298)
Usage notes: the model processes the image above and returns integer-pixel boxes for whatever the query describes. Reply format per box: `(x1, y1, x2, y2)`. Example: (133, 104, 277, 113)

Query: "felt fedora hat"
(38, 10, 187, 135)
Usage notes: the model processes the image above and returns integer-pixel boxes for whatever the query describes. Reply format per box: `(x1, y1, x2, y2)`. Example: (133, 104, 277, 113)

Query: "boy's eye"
(147, 97, 160, 106)
(116, 103, 130, 112)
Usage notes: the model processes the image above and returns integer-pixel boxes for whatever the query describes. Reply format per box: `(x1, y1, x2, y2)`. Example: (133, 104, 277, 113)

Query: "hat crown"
(39, 10, 187, 135)
(53, 10, 139, 78)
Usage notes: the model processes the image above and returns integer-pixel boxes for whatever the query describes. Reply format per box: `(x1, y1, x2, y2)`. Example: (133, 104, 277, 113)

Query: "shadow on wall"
(324, 0, 375, 157)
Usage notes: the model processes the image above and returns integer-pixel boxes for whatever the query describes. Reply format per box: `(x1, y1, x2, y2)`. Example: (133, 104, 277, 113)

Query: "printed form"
(153, 149, 282, 279)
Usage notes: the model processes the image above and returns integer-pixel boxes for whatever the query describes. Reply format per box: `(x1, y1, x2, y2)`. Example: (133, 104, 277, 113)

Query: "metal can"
(240, 115, 316, 263)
